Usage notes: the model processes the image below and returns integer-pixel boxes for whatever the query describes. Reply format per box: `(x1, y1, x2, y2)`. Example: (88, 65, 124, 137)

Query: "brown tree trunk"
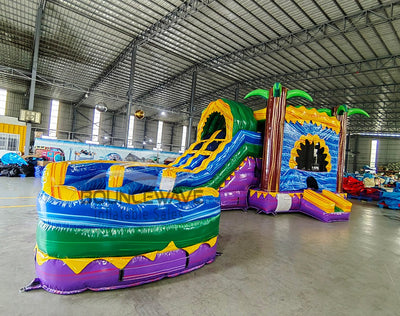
(261, 87, 287, 192)
(336, 112, 347, 193)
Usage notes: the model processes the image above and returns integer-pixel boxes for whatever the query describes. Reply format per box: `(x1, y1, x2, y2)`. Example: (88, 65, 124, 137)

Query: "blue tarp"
(1, 152, 28, 165)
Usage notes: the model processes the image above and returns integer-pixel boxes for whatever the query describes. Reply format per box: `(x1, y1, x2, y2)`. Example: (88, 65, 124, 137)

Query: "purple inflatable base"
(248, 191, 350, 223)
(219, 157, 261, 211)
(220, 190, 249, 211)
(248, 191, 302, 214)
(300, 199, 350, 222)
(24, 243, 217, 295)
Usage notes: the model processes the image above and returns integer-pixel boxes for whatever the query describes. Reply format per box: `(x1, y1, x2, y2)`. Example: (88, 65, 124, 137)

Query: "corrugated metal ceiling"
(0, 0, 398, 133)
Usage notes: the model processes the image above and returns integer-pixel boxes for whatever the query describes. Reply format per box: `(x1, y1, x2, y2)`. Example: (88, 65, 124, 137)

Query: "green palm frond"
(336, 105, 348, 115)
(286, 90, 313, 102)
(273, 82, 282, 97)
(244, 89, 269, 100)
(245, 83, 313, 102)
(348, 108, 369, 117)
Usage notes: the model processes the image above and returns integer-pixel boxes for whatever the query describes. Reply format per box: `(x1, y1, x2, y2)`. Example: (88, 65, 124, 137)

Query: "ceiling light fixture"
(95, 102, 108, 112)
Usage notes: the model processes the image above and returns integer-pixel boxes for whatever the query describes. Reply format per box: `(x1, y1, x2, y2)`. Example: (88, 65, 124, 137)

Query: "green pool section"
(37, 215, 220, 259)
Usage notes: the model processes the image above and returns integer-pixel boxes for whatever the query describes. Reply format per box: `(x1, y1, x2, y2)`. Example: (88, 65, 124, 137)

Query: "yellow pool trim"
(43, 180, 219, 203)
(35, 236, 218, 274)
(42, 159, 220, 201)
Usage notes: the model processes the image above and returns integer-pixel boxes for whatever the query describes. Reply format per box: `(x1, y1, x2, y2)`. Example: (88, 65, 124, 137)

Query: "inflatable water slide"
(24, 98, 263, 294)
(24, 83, 368, 294)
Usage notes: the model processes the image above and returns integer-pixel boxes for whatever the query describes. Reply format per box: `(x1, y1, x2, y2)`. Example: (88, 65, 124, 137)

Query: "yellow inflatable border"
(303, 189, 335, 213)
(289, 134, 332, 172)
(253, 105, 340, 134)
(197, 99, 234, 142)
(35, 236, 218, 274)
(167, 99, 234, 179)
(172, 129, 227, 171)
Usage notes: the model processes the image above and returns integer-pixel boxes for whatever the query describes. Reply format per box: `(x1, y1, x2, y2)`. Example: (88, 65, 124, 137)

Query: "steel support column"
(170, 123, 175, 152)
(336, 111, 348, 193)
(187, 70, 197, 147)
(124, 46, 137, 147)
(110, 113, 116, 145)
(142, 118, 147, 149)
(70, 107, 76, 139)
(345, 133, 350, 173)
(25, 0, 45, 154)
(353, 135, 359, 172)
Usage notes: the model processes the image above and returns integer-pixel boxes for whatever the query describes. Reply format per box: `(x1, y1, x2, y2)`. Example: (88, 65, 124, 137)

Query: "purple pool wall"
(248, 190, 302, 214)
(219, 157, 261, 210)
(300, 199, 350, 222)
(29, 242, 217, 295)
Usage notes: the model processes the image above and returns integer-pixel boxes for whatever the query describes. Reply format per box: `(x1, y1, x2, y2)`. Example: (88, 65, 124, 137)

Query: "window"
(154, 121, 163, 151)
(370, 140, 378, 169)
(48, 100, 59, 138)
(0, 89, 7, 116)
(127, 115, 135, 147)
(180, 125, 187, 153)
(289, 135, 332, 172)
(92, 109, 101, 143)
(0, 133, 20, 151)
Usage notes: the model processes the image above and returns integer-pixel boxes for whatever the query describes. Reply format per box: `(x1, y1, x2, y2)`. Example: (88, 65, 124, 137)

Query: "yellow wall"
(0, 123, 27, 154)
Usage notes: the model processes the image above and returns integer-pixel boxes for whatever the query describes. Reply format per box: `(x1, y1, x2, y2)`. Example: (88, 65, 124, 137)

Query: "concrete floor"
(1, 177, 400, 316)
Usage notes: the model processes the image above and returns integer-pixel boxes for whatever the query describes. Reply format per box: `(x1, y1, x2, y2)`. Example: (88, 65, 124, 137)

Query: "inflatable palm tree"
(334, 105, 369, 192)
(244, 82, 313, 191)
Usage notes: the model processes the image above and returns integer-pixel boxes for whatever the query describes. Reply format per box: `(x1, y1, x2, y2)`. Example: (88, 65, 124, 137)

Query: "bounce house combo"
(244, 83, 368, 222)
(23, 83, 368, 294)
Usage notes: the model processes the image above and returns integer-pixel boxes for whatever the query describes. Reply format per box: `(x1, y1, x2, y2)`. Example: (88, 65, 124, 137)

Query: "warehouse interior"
(0, 0, 400, 314)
